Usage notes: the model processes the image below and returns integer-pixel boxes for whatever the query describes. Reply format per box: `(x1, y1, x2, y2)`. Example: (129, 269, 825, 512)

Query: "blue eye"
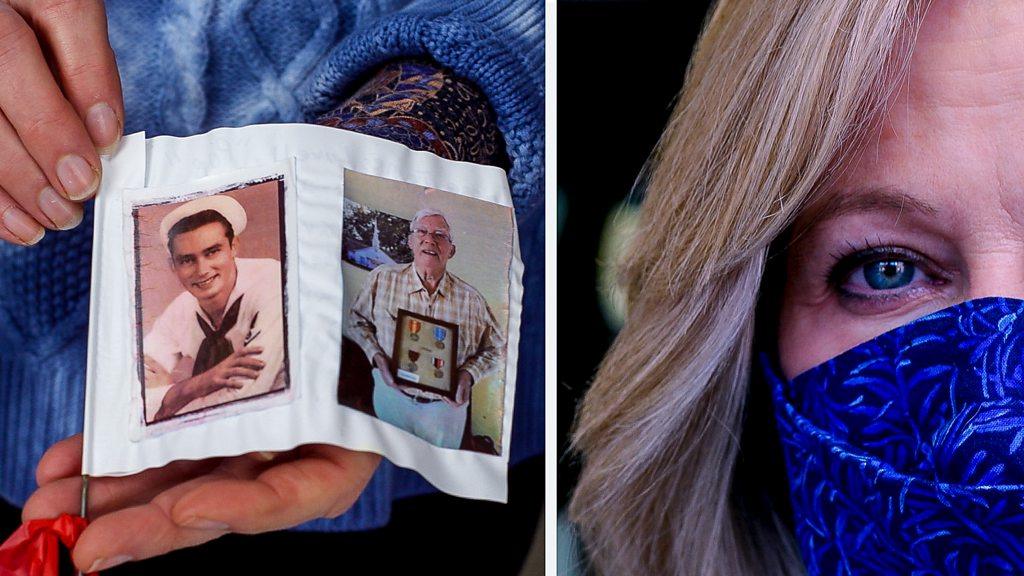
(863, 260, 914, 290)
(827, 244, 951, 313)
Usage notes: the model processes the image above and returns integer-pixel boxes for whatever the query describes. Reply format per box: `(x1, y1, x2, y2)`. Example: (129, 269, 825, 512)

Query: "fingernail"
(56, 154, 100, 201)
(87, 554, 133, 572)
(37, 187, 82, 230)
(2, 206, 44, 245)
(181, 517, 230, 531)
(86, 102, 121, 154)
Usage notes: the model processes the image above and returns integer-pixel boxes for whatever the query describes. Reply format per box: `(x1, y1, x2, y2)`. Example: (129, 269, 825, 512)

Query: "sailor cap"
(159, 194, 247, 253)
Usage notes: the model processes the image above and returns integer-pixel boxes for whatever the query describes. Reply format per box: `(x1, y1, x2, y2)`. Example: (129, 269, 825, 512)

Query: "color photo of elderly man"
(134, 178, 290, 425)
(339, 171, 514, 454)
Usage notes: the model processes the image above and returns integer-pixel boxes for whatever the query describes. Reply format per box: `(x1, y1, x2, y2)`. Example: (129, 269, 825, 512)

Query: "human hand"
(0, 1, 123, 246)
(143, 356, 172, 390)
(372, 352, 417, 395)
(22, 434, 382, 573)
(197, 346, 266, 397)
(445, 370, 473, 407)
(154, 348, 265, 421)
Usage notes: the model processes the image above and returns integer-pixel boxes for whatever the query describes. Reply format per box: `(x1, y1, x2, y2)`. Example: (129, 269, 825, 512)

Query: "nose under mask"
(762, 297, 1024, 575)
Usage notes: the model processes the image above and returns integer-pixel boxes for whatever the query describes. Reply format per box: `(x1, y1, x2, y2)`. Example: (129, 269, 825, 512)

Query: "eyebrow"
(805, 186, 938, 225)
(174, 241, 223, 261)
(416, 227, 451, 236)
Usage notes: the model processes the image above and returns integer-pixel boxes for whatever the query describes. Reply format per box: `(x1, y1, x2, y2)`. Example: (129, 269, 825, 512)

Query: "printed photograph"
(342, 202, 414, 270)
(339, 170, 514, 455)
(132, 176, 291, 425)
(391, 310, 460, 401)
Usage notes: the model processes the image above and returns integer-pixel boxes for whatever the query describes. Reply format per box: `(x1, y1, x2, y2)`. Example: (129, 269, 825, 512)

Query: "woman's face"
(778, 1, 1024, 379)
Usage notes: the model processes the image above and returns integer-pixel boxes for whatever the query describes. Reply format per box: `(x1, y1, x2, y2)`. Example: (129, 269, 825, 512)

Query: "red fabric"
(0, 514, 92, 576)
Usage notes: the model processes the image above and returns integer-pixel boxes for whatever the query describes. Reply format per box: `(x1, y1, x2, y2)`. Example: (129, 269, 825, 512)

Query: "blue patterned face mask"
(762, 297, 1024, 575)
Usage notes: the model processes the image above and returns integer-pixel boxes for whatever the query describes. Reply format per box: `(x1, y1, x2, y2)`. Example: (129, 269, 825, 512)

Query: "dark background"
(557, 0, 714, 509)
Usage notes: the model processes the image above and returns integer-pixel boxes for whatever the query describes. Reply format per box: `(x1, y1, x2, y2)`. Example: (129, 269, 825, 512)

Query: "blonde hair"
(569, 1, 929, 574)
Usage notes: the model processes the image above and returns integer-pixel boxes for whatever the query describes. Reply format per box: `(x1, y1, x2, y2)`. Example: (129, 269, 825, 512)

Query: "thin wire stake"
(79, 475, 88, 518)
(76, 475, 89, 576)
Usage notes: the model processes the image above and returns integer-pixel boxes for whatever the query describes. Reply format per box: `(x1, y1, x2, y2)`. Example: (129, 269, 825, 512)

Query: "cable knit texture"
(0, 0, 544, 533)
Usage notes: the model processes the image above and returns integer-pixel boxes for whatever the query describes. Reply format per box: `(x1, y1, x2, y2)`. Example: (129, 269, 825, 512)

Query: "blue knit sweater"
(0, 0, 544, 532)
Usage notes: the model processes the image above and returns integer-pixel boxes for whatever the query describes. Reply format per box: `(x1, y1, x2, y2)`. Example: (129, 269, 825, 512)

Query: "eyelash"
(177, 247, 221, 265)
(823, 239, 947, 301)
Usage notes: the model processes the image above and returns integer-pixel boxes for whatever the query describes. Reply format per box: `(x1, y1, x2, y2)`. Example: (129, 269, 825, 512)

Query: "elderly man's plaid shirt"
(347, 263, 506, 385)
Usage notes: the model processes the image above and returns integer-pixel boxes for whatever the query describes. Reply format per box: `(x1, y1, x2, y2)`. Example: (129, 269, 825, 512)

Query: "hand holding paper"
(0, 0, 122, 245)
(22, 434, 381, 572)
(25, 124, 523, 572)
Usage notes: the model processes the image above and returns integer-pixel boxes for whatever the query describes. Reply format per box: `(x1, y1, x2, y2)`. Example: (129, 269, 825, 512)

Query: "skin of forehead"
(778, 0, 1024, 379)
(414, 214, 451, 232)
(833, 1, 1024, 228)
(170, 222, 233, 259)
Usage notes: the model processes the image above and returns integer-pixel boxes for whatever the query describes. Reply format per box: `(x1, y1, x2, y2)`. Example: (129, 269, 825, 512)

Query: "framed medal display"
(391, 309, 460, 401)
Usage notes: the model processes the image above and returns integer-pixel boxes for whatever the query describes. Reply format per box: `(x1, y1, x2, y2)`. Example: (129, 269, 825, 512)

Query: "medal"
(433, 356, 444, 378)
(433, 326, 446, 349)
(409, 319, 422, 341)
(407, 349, 420, 372)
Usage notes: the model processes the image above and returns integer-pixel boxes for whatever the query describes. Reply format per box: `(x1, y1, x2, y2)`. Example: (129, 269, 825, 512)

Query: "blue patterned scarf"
(763, 297, 1024, 575)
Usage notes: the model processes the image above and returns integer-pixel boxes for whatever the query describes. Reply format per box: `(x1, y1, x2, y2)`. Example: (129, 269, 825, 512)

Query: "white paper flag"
(84, 124, 522, 502)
